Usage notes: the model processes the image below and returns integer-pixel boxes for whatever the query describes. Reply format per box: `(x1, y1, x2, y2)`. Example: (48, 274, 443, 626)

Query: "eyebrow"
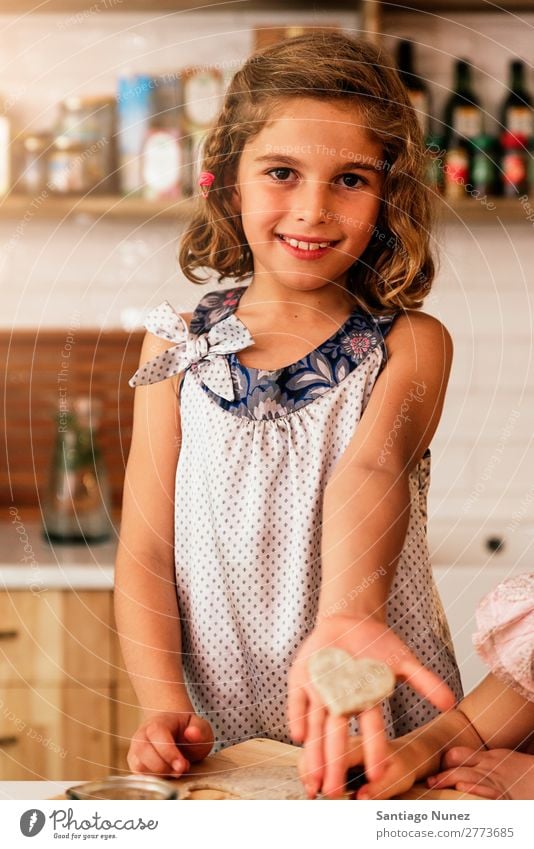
(253, 153, 384, 172)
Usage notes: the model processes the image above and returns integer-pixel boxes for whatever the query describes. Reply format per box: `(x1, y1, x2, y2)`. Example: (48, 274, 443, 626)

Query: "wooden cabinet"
(0, 591, 112, 686)
(0, 590, 142, 780)
(0, 686, 111, 781)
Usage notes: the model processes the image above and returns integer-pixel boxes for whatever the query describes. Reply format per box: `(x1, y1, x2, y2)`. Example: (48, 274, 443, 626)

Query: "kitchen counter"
(3, 511, 531, 591)
(0, 739, 481, 801)
(1, 516, 116, 589)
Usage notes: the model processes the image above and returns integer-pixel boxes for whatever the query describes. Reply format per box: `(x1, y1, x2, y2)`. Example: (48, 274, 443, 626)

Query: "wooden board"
(49, 737, 482, 801)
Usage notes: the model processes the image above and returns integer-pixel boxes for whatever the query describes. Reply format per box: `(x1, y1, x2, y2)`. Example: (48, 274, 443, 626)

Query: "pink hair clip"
(198, 170, 215, 198)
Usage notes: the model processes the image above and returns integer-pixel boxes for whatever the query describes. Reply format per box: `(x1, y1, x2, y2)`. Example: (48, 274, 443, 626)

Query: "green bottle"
(500, 59, 533, 140)
(443, 60, 483, 149)
(396, 40, 431, 137)
(471, 135, 497, 196)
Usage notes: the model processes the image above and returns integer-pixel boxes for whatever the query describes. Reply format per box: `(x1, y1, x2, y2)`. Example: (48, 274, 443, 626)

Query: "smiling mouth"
(275, 234, 340, 252)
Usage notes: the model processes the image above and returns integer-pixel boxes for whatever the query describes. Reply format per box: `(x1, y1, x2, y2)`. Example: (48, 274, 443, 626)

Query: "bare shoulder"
(385, 309, 453, 364)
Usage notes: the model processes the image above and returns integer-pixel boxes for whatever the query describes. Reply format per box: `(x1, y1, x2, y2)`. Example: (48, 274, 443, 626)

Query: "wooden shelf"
(438, 196, 534, 223)
(0, 0, 359, 11)
(382, 1, 534, 11)
(1, 192, 532, 223)
(0, 193, 199, 221)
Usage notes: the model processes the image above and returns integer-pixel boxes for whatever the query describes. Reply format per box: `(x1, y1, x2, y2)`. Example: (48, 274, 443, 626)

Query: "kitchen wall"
(380, 10, 534, 525)
(1, 7, 534, 528)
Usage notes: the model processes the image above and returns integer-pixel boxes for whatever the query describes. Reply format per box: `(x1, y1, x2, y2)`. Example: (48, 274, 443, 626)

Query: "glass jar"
(42, 396, 114, 544)
(58, 95, 115, 145)
(55, 95, 116, 192)
(21, 132, 51, 194)
(48, 136, 86, 194)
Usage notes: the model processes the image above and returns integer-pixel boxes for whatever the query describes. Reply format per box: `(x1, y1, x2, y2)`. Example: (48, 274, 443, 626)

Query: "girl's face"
(231, 97, 386, 298)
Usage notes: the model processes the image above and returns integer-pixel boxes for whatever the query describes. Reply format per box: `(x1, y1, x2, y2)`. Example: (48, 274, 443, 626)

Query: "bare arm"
(289, 312, 457, 794)
(318, 310, 454, 622)
(360, 674, 534, 797)
(459, 673, 534, 750)
(114, 316, 193, 718)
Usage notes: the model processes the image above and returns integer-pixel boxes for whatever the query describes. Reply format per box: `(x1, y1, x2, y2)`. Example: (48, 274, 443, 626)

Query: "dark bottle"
(444, 133, 470, 200)
(425, 134, 445, 194)
(471, 134, 498, 196)
(443, 59, 483, 148)
(396, 40, 431, 137)
(500, 59, 533, 140)
(501, 131, 529, 197)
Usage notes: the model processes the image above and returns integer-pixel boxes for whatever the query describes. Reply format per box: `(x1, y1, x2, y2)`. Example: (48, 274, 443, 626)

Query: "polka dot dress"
(130, 286, 463, 752)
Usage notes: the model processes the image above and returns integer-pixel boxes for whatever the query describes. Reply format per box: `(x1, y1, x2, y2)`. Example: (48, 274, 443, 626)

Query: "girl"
(115, 31, 461, 781)
(311, 573, 534, 800)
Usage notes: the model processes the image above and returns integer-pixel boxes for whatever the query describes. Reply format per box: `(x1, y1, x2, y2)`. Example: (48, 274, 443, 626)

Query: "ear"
(228, 185, 241, 216)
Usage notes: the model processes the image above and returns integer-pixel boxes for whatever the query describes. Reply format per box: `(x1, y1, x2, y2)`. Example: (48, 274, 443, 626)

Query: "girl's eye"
(265, 168, 368, 189)
(266, 168, 295, 182)
(337, 173, 368, 189)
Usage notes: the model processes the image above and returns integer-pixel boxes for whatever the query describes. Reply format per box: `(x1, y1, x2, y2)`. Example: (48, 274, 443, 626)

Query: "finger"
(287, 682, 309, 744)
(346, 735, 364, 767)
(321, 713, 349, 799)
(298, 745, 319, 799)
(181, 717, 214, 762)
(441, 747, 482, 769)
(131, 740, 178, 775)
(397, 656, 456, 711)
(302, 700, 328, 796)
(427, 766, 487, 790)
(455, 781, 499, 800)
(127, 752, 142, 773)
(144, 723, 190, 773)
(359, 706, 389, 782)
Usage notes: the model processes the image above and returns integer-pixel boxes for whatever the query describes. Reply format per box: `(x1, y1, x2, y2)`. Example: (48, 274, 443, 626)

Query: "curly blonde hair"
(179, 30, 435, 315)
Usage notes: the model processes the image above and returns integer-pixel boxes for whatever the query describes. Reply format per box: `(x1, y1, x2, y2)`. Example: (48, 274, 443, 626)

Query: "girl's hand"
(298, 734, 418, 800)
(427, 746, 534, 800)
(287, 615, 456, 792)
(127, 710, 214, 777)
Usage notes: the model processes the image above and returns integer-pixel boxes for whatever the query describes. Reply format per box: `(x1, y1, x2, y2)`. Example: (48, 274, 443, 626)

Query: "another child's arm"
(288, 311, 456, 788)
(299, 699, 483, 800)
(114, 325, 214, 776)
(302, 673, 534, 800)
(427, 673, 534, 799)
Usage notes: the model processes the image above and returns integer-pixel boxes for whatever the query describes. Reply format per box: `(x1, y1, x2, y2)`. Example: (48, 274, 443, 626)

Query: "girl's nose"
(294, 180, 330, 226)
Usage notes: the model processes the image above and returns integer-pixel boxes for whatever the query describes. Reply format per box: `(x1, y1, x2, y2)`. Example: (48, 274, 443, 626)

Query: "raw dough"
(179, 765, 308, 800)
(308, 649, 395, 715)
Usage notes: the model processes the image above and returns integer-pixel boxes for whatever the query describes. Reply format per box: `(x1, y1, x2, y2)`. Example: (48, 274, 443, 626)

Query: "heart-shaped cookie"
(308, 648, 395, 715)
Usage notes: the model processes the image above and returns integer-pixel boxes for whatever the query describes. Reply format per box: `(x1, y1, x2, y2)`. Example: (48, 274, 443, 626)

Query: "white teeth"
(280, 235, 333, 251)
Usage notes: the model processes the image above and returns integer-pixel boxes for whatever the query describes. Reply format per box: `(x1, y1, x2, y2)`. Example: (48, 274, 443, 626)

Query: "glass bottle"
(471, 134, 498, 196)
(425, 134, 445, 194)
(396, 40, 431, 138)
(501, 131, 529, 198)
(42, 396, 114, 544)
(444, 132, 470, 200)
(443, 60, 483, 149)
(500, 59, 533, 141)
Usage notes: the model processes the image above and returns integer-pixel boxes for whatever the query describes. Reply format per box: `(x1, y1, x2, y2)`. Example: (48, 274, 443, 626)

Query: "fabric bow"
(128, 300, 255, 402)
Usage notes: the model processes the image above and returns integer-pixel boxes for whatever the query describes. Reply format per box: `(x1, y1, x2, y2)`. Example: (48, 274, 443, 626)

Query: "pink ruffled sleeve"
(473, 573, 534, 702)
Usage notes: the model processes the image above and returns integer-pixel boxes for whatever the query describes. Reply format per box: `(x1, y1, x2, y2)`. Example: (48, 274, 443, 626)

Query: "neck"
(238, 279, 358, 323)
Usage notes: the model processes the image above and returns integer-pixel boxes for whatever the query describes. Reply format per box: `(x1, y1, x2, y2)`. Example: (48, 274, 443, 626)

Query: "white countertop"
(0, 518, 116, 590)
(2, 513, 533, 590)
(0, 781, 74, 800)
